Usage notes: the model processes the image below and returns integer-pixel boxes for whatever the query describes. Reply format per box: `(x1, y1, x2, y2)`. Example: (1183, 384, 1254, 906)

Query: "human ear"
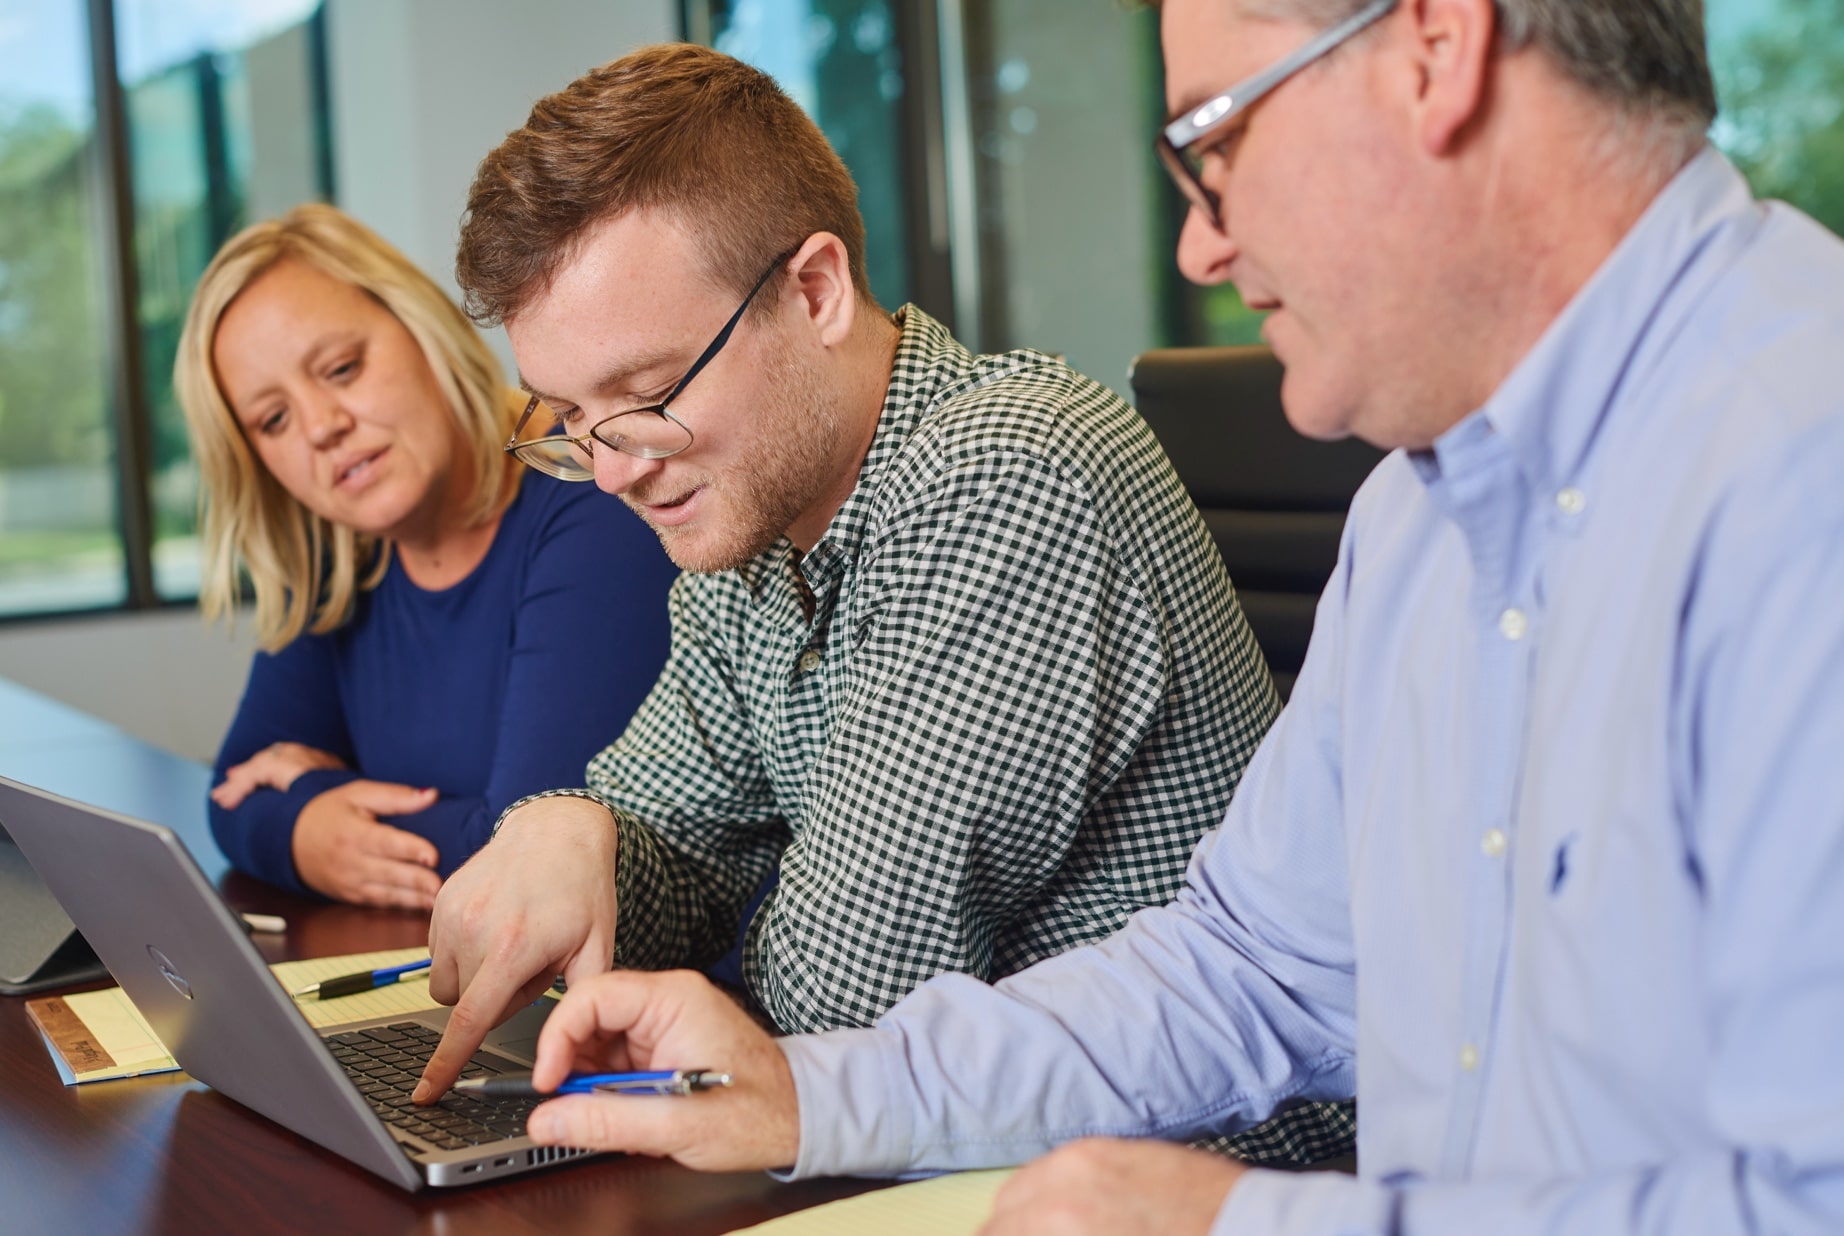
(1402, 0, 1496, 156)
(784, 232, 857, 348)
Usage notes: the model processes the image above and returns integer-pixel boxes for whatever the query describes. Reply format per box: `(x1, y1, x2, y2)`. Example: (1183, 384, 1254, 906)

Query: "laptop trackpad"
(479, 999, 554, 1066)
(492, 1038, 540, 1063)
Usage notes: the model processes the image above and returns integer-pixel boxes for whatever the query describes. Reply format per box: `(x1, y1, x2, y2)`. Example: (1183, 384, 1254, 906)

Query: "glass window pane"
(963, 1, 1171, 390)
(116, 0, 331, 600)
(1709, 0, 1844, 237)
(0, 1, 130, 615)
(707, 0, 913, 310)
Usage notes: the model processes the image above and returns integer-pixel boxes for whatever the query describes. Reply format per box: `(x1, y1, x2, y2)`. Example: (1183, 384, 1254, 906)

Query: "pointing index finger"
(411, 960, 543, 1103)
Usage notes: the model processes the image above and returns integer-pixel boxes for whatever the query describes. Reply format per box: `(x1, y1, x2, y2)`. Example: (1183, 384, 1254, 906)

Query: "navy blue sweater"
(209, 476, 677, 892)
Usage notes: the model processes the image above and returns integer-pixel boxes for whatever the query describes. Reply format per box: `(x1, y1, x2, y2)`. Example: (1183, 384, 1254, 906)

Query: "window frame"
(0, 0, 334, 626)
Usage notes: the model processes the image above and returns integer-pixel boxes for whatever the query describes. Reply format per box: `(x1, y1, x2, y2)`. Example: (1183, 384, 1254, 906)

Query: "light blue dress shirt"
(778, 148, 1844, 1233)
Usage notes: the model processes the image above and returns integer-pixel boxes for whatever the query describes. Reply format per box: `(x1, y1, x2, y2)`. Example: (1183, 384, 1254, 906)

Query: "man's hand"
(212, 741, 348, 809)
(291, 780, 442, 909)
(981, 1139, 1246, 1236)
(522, 969, 800, 1171)
(413, 796, 619, 1104)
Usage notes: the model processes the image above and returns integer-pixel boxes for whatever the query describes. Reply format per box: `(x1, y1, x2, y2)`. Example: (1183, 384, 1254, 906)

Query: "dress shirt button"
(1459, 1043, 1480, 1072)
(1480, 828, 1508, 858)
(1498, 608, 1528, 641)
(797, 649, 823, 673)
(1555, 487, 1586, 516)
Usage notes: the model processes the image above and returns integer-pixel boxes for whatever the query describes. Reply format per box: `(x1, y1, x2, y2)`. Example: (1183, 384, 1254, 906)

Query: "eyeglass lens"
(510, 401, 691, 481)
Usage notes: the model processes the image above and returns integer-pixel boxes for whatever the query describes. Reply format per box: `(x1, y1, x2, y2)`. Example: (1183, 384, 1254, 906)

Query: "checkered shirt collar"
(736, 305, 968, 600)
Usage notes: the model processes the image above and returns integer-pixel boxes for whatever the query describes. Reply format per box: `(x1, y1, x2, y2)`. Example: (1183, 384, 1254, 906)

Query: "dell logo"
(148, 945, 193, 1000)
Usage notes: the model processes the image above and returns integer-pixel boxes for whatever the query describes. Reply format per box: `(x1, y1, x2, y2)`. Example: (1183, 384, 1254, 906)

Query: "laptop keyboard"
(325, 1021, 539, 1152)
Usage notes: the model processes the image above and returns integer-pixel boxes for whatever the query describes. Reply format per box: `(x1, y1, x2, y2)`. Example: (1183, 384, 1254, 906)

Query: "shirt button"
(1498, 608, 1528, 641)
(1480, 828, 1508, 858)
(798, 650, 823, 673)
(1459, 1043, 1480, 1072)
(1555, 487, 1586, 516)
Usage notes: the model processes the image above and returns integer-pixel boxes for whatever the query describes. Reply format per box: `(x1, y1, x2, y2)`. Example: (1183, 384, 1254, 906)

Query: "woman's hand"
(291, 780, 443, 909)
(211, 741, 348, 809)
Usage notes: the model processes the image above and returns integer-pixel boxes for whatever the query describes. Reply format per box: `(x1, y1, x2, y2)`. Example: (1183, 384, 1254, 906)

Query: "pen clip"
(591, 1075, 694, 1096)
(589, 1070, 733, 1096)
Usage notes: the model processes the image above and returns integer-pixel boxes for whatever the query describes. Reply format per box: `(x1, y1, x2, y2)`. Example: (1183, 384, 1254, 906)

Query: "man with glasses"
(490, 2, 1844, 1232)
(410, 42, 1354, 1165)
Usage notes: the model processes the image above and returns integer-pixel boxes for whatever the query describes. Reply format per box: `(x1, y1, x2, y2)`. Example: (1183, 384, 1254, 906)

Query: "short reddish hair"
(457, 42, 873, 325)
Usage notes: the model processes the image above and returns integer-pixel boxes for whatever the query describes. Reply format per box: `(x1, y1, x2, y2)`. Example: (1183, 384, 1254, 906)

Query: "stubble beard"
(629, 340, 849, 574)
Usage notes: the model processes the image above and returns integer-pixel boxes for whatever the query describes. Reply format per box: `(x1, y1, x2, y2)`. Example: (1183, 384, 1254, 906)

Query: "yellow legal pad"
(730, 1169, 1016, 1235)
(25, 947, 437, 1084)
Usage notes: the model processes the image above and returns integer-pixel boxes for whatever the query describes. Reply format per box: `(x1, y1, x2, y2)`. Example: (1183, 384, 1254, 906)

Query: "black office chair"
(1129, 346, 1386, 700)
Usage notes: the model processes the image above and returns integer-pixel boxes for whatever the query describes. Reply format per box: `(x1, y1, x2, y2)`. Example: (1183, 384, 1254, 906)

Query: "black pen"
(290, 957, 432, 1000)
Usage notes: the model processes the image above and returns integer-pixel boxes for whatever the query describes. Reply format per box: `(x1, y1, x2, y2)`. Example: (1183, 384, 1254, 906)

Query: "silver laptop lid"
(0, 776, 421, 1191)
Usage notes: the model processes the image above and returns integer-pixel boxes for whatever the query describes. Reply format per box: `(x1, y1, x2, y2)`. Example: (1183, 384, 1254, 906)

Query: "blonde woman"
(177, 203, 675, 909)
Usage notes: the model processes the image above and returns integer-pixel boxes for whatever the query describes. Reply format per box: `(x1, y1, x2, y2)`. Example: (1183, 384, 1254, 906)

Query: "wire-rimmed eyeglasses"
(1155, 0, 1397, 230)
(504, 249, 797, 481)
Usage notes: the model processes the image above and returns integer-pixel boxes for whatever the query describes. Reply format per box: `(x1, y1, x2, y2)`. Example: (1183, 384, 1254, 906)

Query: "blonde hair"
(175, 203, 520, 650)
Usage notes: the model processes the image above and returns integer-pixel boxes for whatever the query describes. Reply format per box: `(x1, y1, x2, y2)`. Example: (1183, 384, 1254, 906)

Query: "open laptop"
(0, 774, 599, 1189)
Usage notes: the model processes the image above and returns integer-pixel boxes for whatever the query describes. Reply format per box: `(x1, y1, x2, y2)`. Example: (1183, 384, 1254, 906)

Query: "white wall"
(0, 610, 257, 762)
(0, 0, 678, 760)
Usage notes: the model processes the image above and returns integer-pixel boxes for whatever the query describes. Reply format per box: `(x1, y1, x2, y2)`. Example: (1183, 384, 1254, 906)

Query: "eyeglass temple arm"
(657, 249, 799, 409)
(1162, 0, 1397, 146)
(504, 397, 540, 451)
(504, 246, 800, 446)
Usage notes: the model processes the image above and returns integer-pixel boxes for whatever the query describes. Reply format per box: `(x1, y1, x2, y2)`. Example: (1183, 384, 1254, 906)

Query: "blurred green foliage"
(1712, 0, 1844, 236)
(0, 104, 112, 468)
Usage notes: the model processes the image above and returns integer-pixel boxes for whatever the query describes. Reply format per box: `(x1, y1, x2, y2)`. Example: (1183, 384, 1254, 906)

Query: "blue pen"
(290, 957, 433, 1000)
(450, 1068, 734, 1098)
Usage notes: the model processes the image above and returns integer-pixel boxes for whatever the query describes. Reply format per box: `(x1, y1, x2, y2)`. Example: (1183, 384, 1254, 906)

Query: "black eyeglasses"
(1156, 0, 1396, 230)
(504, 249, 798, 481)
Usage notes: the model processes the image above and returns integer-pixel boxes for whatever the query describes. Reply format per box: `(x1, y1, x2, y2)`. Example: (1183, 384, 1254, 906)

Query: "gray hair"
(1241, 0, 1716, 134)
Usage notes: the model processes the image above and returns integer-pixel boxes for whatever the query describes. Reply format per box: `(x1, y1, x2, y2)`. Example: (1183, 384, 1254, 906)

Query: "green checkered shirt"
(511, 308, 1353, 1165)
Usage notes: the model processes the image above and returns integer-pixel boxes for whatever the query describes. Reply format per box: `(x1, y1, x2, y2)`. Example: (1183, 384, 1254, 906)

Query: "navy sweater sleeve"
(208, 478, 676, 892)
(210, 634, 362, 892)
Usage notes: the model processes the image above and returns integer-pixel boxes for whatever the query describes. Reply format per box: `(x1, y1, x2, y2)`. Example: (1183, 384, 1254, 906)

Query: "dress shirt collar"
(1416, 145, 1760, 499)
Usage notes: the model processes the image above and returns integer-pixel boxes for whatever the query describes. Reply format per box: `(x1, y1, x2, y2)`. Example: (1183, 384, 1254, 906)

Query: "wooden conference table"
(0, 679, 879, 1234)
